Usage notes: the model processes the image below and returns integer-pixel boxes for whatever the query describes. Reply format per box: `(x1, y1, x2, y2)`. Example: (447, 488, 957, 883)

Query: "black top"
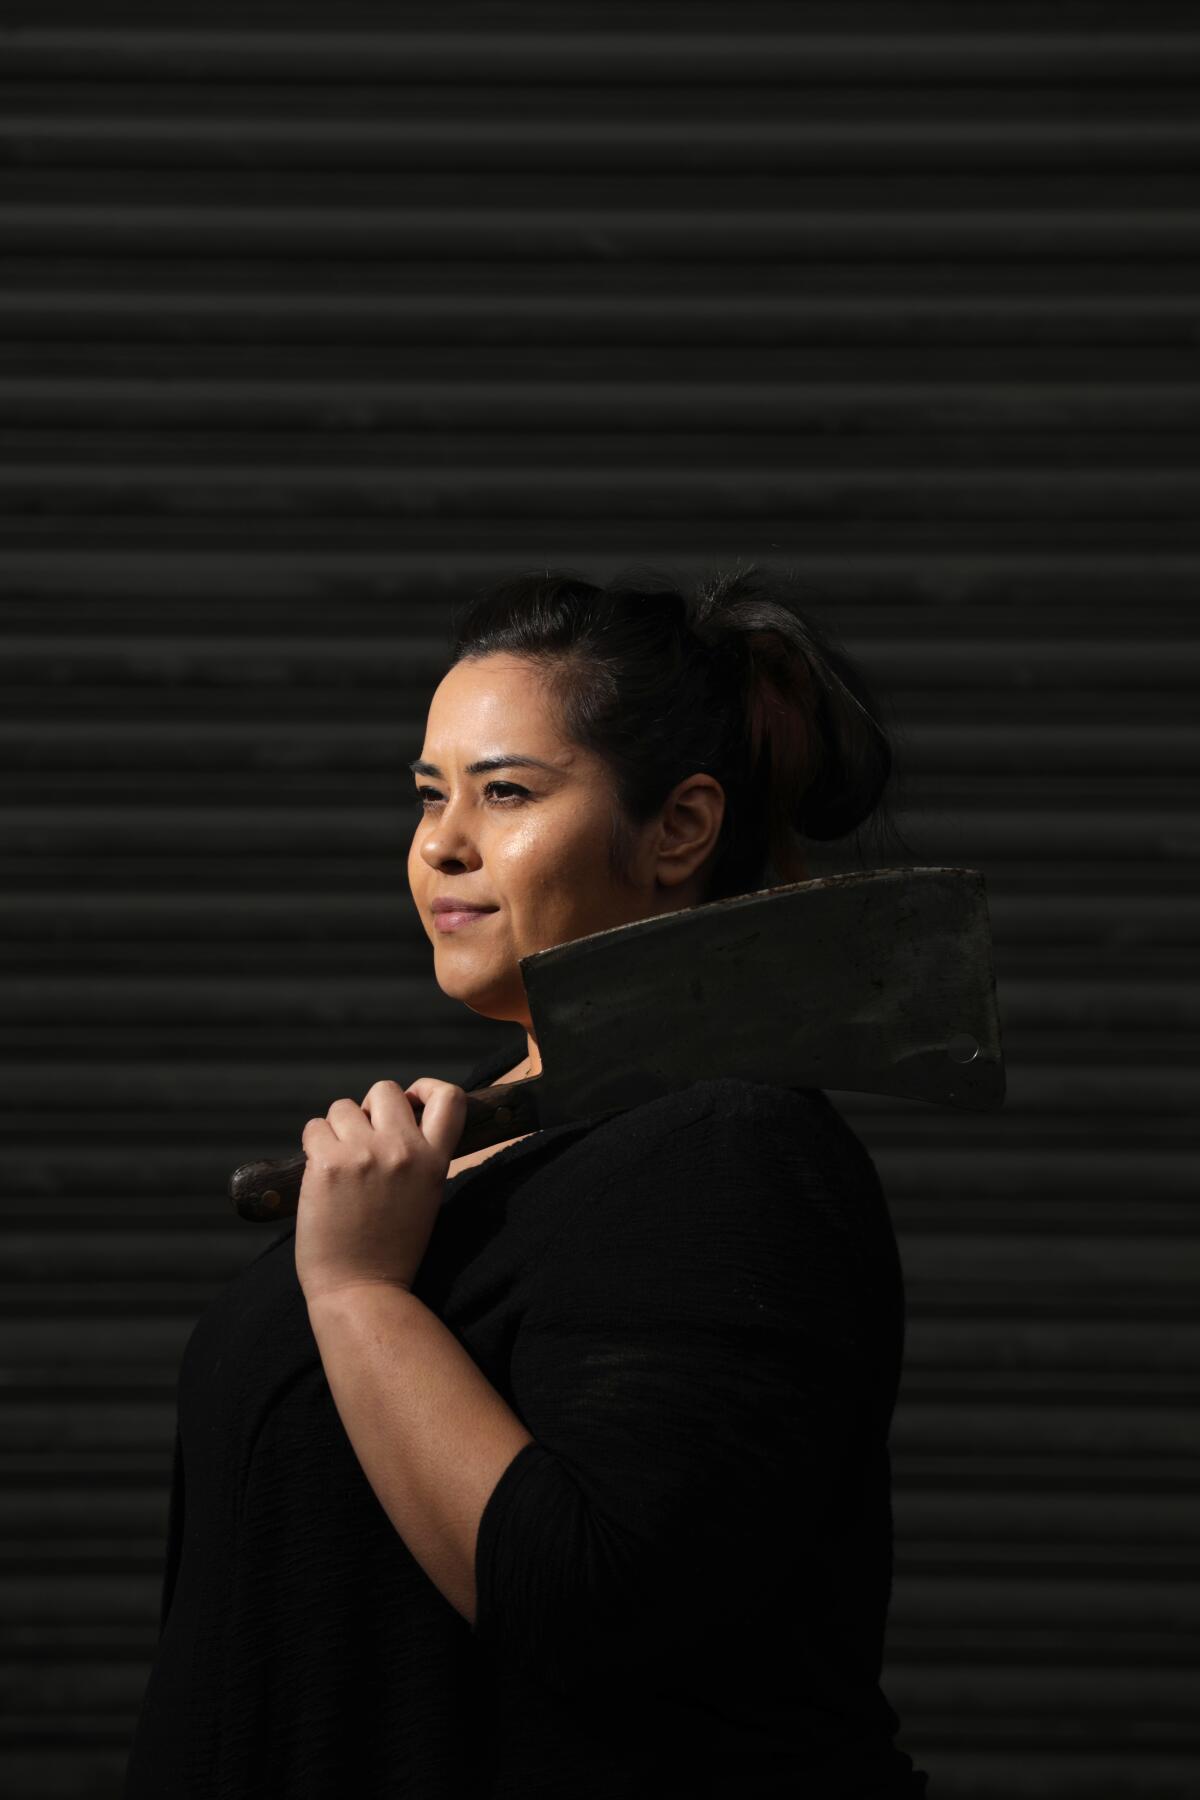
(124, 1031, 928, 1798)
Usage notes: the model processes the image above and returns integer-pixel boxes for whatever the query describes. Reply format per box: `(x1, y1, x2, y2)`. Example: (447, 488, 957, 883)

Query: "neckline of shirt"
(441, 1115, 591, 1197)
(441, 1034, 567, 1198)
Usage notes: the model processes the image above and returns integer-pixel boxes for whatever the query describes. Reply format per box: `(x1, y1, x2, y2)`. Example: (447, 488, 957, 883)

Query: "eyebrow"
(408, 754, 562, 779)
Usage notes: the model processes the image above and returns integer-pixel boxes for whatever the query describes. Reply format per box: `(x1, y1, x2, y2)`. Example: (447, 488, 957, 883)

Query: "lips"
(432, 903, 498, 931)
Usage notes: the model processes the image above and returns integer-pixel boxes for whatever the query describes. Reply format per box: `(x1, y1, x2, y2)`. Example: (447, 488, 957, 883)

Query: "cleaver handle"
(228, 1077, 544, 1223)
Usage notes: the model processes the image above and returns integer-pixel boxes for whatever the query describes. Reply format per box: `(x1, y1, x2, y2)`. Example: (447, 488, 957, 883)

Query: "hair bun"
(793, 666, 894, 842)
(685, 614, 738, 659)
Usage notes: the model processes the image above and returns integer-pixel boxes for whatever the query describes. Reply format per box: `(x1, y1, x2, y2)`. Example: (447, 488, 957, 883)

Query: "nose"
(418, 794, 483, 874)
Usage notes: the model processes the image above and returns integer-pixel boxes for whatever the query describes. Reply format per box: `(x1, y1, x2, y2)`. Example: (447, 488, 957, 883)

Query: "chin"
(432, 957, 501, 1001)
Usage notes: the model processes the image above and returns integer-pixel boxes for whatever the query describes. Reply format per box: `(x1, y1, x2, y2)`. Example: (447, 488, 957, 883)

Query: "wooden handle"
(228, 1077, 544, 1223)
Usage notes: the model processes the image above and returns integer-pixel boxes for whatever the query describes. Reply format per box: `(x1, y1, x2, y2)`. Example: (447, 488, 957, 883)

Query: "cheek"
(497, 809, 612, 903)
(491, 825, 550, 901)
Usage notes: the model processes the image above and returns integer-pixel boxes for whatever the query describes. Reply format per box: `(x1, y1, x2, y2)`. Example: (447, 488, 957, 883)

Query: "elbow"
(473, 1449, 654, 1684)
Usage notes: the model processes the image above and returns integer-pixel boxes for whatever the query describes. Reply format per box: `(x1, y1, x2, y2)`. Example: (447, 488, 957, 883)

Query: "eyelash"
(413, 780, 530, 810)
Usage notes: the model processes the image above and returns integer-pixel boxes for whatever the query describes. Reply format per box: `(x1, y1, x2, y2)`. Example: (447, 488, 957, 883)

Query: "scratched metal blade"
(518, 866, 1005, 1124)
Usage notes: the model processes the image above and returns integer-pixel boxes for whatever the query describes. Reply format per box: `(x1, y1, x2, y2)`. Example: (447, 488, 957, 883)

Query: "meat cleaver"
(229, 865, 1005, 1223)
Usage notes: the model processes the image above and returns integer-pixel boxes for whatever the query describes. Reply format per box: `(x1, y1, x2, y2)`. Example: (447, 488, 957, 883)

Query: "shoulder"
(526, 1078, 893, 1336)
(564, 1075, 884, 1246)
(592, 1074, 869, 1181)
(594, 1072, 823, 1132)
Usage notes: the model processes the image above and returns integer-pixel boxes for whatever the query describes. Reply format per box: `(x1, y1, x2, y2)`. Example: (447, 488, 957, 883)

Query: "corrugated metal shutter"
(3, 9, 1197, 1796)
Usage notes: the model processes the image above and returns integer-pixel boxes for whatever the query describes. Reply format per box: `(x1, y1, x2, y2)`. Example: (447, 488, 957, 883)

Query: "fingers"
(358, 1080, 417, 1132)
(323, 1096, 374, 1140)
(312, 1080, 465, 1159)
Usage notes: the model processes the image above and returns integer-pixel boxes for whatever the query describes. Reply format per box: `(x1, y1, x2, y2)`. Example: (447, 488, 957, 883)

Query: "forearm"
(305, 1283, 535, 1625)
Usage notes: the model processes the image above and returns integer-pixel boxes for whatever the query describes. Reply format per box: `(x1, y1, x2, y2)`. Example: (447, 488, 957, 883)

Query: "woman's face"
(407, 653, 722, 1030)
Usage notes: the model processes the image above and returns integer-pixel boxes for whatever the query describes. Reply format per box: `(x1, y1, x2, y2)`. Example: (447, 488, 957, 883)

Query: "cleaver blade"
(230, 865, 1004, 1222)
(526, 864, 1005, 1125)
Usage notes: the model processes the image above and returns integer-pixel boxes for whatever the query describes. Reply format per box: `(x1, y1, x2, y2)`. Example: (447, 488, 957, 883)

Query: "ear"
(653, 774, 725, 890)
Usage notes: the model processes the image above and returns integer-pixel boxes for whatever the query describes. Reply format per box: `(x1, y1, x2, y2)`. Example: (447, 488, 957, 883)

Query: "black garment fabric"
(123, 1030, 929, 1799)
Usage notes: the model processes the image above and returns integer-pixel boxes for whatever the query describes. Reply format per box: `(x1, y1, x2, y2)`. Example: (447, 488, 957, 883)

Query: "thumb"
(403, 1078, 468, 1161)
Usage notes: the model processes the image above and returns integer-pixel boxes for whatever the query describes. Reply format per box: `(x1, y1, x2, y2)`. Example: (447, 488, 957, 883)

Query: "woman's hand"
(294, 1078, 469, 1308)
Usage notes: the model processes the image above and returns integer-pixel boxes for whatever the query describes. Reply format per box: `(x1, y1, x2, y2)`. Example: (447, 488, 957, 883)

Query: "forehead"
(426, 656, 560, 742)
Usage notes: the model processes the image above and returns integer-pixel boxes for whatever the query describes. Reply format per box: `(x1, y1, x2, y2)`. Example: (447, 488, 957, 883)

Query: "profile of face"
(407, 654, 725, 1060)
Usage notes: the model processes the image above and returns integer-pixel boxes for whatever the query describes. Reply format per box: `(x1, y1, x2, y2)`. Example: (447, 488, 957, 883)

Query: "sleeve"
(470, 1081, 878, 1692)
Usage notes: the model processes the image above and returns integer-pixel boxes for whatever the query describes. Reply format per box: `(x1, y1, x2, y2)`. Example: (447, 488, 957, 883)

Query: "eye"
(412, 780, 530, 810)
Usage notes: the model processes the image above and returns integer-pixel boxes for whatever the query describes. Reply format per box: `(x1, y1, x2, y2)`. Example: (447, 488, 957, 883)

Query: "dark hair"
(445, 563, 915, 905)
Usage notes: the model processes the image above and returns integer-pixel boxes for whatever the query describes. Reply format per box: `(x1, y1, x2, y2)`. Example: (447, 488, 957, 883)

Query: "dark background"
(3, 5, 1198, 1796)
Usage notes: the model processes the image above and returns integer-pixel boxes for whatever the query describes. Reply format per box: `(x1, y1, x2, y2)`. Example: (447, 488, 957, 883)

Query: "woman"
(124, 565, 929, 1798)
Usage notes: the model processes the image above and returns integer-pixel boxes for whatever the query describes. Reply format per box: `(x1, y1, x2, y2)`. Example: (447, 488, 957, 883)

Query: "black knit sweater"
(124, 1030, 928, 1798)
